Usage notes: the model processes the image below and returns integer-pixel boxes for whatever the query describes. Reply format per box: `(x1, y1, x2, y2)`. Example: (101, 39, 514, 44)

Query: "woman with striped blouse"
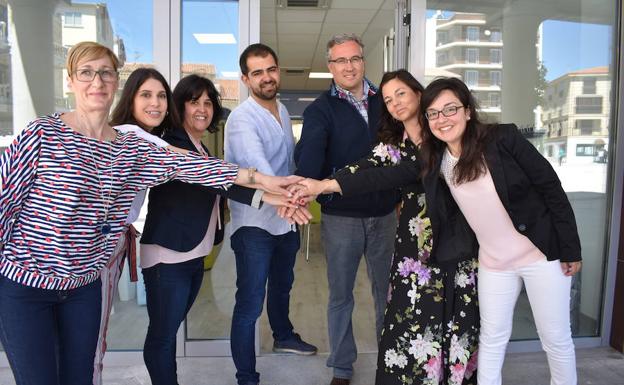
(0, 41, 300, 385)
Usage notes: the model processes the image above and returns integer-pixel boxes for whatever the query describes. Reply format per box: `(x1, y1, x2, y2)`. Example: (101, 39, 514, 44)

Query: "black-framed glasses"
(424, 105, 466, 121)
(328, 56, 364, 66)
(73, 68, 119, 83)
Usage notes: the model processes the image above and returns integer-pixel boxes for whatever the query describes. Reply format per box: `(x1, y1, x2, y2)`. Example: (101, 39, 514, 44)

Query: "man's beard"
(252, 81, 278, 100)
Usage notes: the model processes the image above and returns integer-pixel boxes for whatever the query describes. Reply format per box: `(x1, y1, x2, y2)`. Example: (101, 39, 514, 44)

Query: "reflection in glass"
(424, 2, 616, 340)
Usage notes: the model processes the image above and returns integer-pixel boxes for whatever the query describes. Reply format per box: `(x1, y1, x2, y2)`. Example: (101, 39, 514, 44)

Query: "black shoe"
(272, 333, 317, 355)
(329, 377, 350, 385)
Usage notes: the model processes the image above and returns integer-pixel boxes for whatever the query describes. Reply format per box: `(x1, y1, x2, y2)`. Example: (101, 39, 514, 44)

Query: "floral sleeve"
(335, 141, 402, 177)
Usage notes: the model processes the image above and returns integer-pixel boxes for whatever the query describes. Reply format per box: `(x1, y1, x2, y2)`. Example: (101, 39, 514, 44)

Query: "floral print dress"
(341, 138, 479, 385)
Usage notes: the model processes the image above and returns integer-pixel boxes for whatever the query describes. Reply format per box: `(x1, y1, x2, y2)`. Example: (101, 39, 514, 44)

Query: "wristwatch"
(248, 167, 257, 184)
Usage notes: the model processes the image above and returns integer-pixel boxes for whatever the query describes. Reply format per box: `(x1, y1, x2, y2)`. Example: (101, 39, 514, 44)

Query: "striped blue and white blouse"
(0, 114, 238, 290)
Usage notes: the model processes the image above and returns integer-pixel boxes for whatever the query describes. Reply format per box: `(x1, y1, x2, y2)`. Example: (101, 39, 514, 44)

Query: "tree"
(535, 61, 548, 107)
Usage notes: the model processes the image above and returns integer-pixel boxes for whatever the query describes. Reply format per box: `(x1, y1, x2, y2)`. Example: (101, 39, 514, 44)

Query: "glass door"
(409, 0, 618, 345)
(258, 0, 409, 357)
(178, 0, 249, 356)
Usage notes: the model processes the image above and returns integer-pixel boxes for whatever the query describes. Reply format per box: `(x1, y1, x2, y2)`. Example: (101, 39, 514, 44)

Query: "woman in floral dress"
(296, 70, 479, 385)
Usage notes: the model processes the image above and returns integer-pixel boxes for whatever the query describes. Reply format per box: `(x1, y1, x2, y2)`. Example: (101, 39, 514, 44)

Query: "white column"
(409, 0, 426, 81)
(153, 0, 171, 82)
(501, 3, 542, 125)
(8, 0, 59, 132)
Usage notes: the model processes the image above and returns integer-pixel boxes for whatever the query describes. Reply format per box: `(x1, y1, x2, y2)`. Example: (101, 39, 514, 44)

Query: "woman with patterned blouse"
(0, 41, 299, 385)
(294, 70, 479, 385)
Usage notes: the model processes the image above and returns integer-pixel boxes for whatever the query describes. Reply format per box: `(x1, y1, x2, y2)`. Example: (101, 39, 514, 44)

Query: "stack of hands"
(258, 175, 336, 225)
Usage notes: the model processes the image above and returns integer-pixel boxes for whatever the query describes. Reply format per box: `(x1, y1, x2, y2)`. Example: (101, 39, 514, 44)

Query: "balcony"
(478, 101, 502, 114)
(436, 40, 503, 50)
(438, 60, 502, 71)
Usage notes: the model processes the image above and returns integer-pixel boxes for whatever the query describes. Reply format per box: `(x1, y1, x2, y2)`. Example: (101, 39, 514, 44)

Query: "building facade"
(426, 12, 503, 122)
(542, 66, 611, 165)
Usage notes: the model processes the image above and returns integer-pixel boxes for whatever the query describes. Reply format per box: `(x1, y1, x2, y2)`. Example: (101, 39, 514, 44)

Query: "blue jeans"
(230, 227, 299, 385)
(0, 275, 101, 385)
(142, 257, 204, 385)
(321, 212, 397, 380)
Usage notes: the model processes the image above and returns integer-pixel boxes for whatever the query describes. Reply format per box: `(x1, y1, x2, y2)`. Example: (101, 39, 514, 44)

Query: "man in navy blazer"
(294, 34, 399, 385)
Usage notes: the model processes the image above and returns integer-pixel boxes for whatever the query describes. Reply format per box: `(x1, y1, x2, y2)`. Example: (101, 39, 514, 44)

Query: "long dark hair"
(377, 69, 425, 146)
(110, 67, 180, 137)
(420, 77, 494, 184)
(172, 74, 223, 133)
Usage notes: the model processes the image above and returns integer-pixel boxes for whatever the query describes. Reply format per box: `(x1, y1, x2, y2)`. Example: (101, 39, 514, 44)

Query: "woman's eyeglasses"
(73, 69, 119, 83)
(424, 105, 466, 121)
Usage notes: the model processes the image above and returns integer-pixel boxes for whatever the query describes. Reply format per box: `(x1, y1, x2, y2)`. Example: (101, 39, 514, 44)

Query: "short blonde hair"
(66, 41, 120, 76)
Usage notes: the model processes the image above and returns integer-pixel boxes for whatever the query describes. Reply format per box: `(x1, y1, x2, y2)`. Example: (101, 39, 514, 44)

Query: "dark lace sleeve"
(334, 141, 403, 179)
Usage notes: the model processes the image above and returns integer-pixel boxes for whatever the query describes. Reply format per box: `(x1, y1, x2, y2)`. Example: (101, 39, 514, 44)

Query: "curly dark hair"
(172, 74, 224, 134)
(419, 77, 495, 184)
(377, 69, 425, 146)
(110, 67, 180, 137)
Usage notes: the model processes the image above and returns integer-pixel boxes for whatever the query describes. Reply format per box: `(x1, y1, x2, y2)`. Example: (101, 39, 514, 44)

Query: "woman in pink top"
(419, 77, 582, 385)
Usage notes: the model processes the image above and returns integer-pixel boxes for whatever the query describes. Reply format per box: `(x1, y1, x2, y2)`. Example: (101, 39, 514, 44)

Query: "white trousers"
(477, 259, 577, 385)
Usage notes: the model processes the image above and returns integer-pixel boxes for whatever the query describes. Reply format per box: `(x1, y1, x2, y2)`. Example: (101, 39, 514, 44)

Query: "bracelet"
(247, 167, 257, 184)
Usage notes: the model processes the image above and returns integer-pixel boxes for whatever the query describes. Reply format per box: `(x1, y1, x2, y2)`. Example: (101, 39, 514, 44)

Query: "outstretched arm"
(291, 160, 421, 204)
(335, 159, 421, 196)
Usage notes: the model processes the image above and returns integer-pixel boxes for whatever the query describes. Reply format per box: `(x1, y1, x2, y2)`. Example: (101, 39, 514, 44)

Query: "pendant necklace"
(84, 134, 114, 237)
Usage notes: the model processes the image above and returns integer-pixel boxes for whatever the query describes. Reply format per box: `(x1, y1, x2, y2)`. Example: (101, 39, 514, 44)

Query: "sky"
(541, 20, 612, 81)
(77, 1, 612, 82)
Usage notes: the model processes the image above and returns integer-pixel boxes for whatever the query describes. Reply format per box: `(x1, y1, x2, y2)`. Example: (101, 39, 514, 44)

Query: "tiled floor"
(105, 222, 597, 354)
(0, 347, 621, 385)
(105, 224, 379, 354)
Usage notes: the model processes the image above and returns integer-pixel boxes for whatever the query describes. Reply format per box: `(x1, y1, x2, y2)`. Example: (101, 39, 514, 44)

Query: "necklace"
(188, 133, 208, 156)
(83, 136, 114, 237)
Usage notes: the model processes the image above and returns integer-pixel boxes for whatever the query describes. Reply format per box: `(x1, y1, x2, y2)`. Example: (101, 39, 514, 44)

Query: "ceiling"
(260, 0, 395, 91)
(262, 0, 615, 92)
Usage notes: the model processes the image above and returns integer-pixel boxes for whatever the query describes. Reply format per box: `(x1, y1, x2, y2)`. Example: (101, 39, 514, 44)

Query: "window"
(64, 12, 82, 27)
(576, 144, 596, 156)
(490, 30, 502, 42)
(490, 71, 501, 86)
(436, 52, 448, 66)
(576, 96, 603, 113)
(437, 30, 449, 45)
(575, 119, 601, 135)
(490, 49, 502, 64)
(464, 70, 479, 86)
(466, 26, 479, 41)
(466, 48, 479, 63)
(583, 78, 597, 94)
(489, 92, 501, 107)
